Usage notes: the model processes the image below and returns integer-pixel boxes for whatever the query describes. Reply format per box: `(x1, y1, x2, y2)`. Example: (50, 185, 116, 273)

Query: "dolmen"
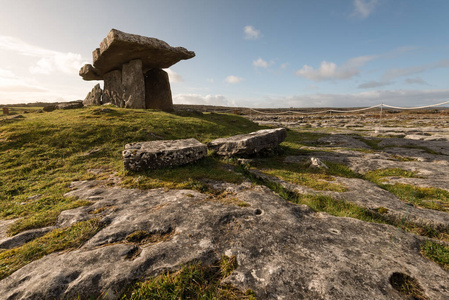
(80, 29, 195, 111)
(122, 128, 286, 171)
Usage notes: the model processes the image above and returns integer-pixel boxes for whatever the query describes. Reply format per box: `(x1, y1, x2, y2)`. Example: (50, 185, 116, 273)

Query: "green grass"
(250, 156, 359, 192)
(121, 255, 256, 300)
(365, 169, 449, 212)
(243, 170, 449, 241)
(421, 240, 449, 270)
(0, 107, 262, 236)
(0, 218, 104, 279)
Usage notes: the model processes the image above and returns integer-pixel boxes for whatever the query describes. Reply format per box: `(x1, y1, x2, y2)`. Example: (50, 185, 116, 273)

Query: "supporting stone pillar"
(103, 70, 124, 107)
(145, 68, 173, 112)
(123, 59, 145, 109)
(83, 83, 103, 106)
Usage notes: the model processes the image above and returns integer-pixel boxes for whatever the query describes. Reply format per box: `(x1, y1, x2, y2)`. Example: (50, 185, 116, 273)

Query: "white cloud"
(0, 35, 86, 75)
(352, 0, 379, 19)
(225, 75, 244, 84)
(164, 69, 183, 83)
(296, 55, 376, 81)
(173, 94, 237, 106)
(253, 57, 273, 68)
(244, 25, 261, 40)
(280, 63, 288, 69)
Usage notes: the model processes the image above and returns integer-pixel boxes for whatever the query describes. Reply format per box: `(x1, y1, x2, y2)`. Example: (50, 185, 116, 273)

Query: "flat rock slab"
(208, 128, 287, 156)
(122, 138, 207, 171)
(0, 180, 447, 299)
(80, 29, 195, 80)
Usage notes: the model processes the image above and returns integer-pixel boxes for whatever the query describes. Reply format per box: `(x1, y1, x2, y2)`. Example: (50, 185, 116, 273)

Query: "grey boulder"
(208, 128, 287, 156)
(122, 138, 207, 171)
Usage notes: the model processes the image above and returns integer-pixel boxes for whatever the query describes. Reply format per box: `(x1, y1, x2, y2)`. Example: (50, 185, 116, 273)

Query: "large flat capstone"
(122, 138, 207, 171)
(208, 128, 287, 156)
(80, 29, 195, 80)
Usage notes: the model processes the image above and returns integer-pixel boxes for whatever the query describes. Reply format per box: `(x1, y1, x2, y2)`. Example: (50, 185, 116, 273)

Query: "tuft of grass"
(245, 170, 449, 241)
(121, 255, 256, 300)
(365, 169, 449, 212)
(421, 240, 449, 270)
(6, 199, 92, 236)
(251, 158, 359, 192)
(125, 229, 174, 245)
(0, 218, 104, 280)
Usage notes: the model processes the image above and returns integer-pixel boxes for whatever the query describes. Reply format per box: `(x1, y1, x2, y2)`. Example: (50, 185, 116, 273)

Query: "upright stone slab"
(83, 83, 102, 106)
(122, 59, 145, 109)
(208, 128, 287, 156)
(122, 138, 207, 171)
(145, 68, 173, 111)
(102, 70, 124, 107)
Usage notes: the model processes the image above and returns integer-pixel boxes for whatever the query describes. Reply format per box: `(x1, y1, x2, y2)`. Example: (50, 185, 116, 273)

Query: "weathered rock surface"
(122, 59, 145, 109)
(0, 180, 447, 299)
(122, 138, 207, 171)
(102, 70, 124, 107)
(208, 128, 287, 156)
(145, 68, 173, 111)
(57, 101, 84, 110)
(80, 29, 195, 80)
(83, 83, 102, 106)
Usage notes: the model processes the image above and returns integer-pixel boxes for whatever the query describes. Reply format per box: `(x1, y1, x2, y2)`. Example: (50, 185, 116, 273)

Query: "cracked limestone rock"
(0, 181, 447, 299)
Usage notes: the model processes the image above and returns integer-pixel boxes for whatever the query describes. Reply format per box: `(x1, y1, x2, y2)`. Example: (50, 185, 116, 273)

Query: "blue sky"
(0, 0, 448, 107)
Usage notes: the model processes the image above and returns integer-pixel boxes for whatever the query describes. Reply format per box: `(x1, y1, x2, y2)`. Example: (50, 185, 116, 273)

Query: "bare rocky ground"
(0, 107, 448, 299)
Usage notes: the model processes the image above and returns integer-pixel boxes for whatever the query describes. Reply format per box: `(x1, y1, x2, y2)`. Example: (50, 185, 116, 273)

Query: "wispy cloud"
(358, 80, 394, 89)
(253, 57, 273, 68)
(244, 25, 261, 40)
(405, 77, 430, 86)
(225, 75, 244, 84)
(0, 68, 49, 93)
(296, 55, 376, 81)
(382, 59, 449, 80)
(352, 0, 379, 19)
(0, 35, 86, 75)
